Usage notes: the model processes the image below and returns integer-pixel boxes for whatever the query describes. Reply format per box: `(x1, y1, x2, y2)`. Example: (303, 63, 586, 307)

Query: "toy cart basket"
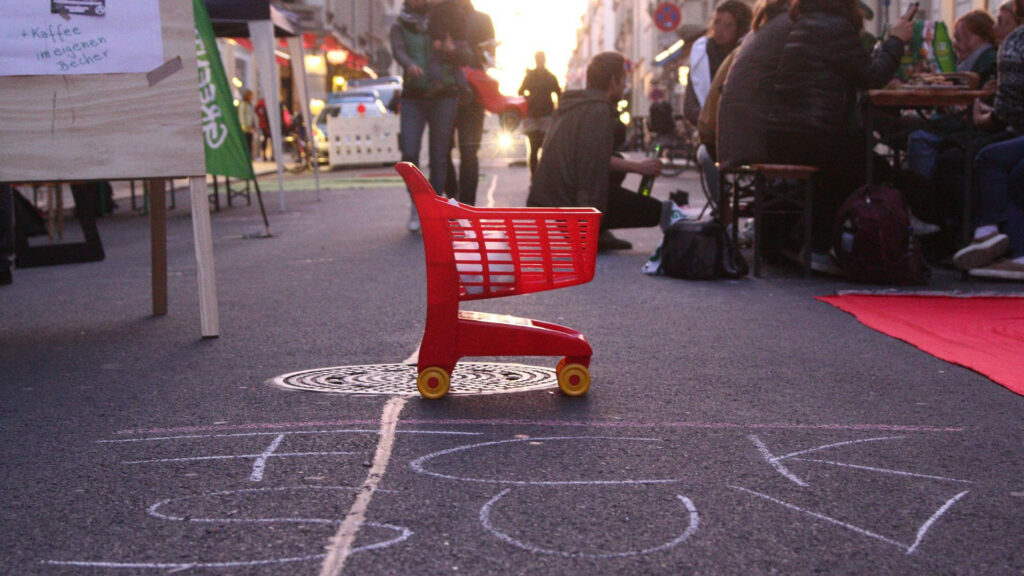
(395, 162, 601, 399)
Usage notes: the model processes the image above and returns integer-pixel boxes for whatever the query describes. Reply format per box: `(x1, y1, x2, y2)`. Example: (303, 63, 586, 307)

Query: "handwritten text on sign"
(0, 0, 163, 76)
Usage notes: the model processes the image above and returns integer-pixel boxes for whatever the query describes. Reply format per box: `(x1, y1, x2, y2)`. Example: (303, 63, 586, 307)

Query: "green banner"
(193, 0, 254, 180)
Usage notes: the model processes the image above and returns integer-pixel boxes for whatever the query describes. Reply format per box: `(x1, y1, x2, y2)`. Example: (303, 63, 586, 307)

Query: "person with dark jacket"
(528, 52, 677, 251)
(764, 0, 913, 267)
(518, 51, 562, 175)
(716, 0, 793, 169)
(390, 0, 460, 232)
(443, 0, 495, 206)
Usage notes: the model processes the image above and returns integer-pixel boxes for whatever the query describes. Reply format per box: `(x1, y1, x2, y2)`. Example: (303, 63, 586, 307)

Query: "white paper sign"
(0, 0, 164, 77)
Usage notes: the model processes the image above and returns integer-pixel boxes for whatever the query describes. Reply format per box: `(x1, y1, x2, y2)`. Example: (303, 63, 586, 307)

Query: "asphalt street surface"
(2, 155, 1023, 575)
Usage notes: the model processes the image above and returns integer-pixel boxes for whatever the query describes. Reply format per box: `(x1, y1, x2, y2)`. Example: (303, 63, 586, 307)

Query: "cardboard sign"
(0, 0, 164, 76)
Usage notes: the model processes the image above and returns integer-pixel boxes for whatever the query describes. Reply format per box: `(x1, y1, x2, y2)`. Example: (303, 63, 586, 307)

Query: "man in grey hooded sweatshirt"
(527, 51, 670, 251)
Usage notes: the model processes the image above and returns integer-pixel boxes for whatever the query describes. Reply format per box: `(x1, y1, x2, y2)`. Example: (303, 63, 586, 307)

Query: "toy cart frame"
(395, 162, 601, 399)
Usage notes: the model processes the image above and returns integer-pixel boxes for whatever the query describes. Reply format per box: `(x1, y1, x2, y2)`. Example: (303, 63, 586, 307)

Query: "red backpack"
(832, 184, 928, 285)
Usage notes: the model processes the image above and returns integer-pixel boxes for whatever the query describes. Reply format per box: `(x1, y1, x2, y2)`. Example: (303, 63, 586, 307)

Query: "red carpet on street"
(818, 294, 1024, 396)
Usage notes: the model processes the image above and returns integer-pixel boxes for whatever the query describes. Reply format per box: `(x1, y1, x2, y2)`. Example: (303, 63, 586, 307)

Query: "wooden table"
(864, 87, 994, 246)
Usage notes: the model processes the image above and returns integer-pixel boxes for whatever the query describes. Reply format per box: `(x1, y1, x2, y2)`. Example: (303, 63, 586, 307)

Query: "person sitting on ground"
(683, 0, 753, 129)
(952, 0, 1024, 280)
(763, 0, 913, 273)
(527, 51, 678, 252)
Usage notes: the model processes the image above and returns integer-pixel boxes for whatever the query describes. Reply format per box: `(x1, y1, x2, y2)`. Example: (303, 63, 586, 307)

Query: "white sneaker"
(968, 258, 1024, 281)
(952, 232, 1008, 270)
(407, 205, 421, 233)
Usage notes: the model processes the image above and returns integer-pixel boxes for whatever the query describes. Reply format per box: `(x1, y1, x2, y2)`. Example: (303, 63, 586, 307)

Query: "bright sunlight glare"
(470, 0, 591, 95)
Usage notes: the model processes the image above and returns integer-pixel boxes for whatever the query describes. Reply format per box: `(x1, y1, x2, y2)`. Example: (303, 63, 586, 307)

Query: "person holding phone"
(760, 0, 914, 273)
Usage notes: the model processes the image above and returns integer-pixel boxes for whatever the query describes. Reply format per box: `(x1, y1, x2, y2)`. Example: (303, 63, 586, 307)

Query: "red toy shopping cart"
(395, 162, 602, 399)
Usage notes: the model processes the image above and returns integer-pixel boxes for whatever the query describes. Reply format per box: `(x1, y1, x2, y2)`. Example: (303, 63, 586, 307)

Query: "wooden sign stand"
(0, 0, 219, 337)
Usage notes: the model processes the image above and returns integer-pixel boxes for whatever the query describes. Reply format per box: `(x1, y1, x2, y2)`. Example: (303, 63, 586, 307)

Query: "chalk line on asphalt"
(486, 174, 498, 207)
(319, 395, 408, 576)
(480, 489, 700, 558)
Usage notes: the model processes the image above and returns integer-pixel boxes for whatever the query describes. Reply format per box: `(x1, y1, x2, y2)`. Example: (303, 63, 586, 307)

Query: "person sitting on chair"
(527, 51, 679, 251)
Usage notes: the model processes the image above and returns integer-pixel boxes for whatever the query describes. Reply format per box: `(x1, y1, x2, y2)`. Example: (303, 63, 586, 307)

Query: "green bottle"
(897, 21, 925, 81)
(638, 174, 655, 197)
(932, 21, 956, 73)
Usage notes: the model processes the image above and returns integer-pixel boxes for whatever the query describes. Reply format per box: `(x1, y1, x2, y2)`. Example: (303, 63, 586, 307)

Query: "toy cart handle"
(395, 162, 601, 219)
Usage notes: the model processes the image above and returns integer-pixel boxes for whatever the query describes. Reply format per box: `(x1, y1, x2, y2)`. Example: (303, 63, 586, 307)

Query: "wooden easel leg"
(189, 176, 219, 338)
(147, 179, 168, 316)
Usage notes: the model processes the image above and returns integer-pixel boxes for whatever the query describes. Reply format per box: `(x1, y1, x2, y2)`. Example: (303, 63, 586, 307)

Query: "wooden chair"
(750, 164, 819, 278)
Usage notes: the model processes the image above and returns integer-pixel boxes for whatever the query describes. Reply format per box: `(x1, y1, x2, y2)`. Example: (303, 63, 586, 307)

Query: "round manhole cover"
(268, 362, 558, 396)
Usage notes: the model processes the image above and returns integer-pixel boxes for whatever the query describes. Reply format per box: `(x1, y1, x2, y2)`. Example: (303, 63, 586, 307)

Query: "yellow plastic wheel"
(556, 363, 590, 397)
(417, 367, 451, 399)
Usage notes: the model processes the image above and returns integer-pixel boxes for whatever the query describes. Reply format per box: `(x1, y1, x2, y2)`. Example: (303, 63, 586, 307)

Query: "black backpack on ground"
(832, 184, 928, 285)
(660, 220, 748, 280)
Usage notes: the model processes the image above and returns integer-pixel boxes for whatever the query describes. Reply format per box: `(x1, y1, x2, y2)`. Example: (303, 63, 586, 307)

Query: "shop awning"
(204, 0, 298, 38)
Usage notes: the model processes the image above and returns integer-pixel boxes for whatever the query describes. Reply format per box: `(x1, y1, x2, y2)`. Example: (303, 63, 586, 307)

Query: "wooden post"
(147, 179, 168, 316)
(189, 176, 220, 338)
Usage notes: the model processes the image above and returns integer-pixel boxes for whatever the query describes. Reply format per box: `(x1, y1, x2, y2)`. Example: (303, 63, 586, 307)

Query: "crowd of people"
(385, 0, 1024, 282)
(707, 0, 1023, 280)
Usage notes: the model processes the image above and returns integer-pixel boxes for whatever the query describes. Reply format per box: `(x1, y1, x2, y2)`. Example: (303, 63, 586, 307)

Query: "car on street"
(344, 76, 402, 110)
(314, 92, 389, 162)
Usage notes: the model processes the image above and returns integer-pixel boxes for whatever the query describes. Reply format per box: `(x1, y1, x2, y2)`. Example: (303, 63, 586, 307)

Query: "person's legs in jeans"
(454, 101, 485, 205)
(425, 96, 458, 197)
(399, 97, 429, 230)
(1005, 156, 1024, 258)
(974, 136, 1024, 227)
(444, 131, 459, 197)
(975, 136, 1024, 257)
(399, 98, 428, 166)
(905, 129, 943, 179)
